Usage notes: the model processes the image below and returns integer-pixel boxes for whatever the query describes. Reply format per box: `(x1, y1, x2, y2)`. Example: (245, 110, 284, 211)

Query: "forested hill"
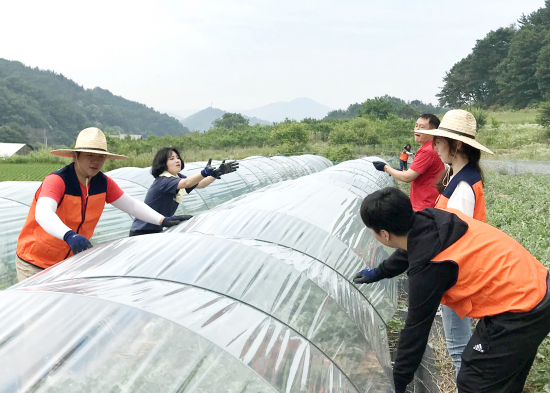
(438, 0, 550, 109)
(0, 59, 189, 146)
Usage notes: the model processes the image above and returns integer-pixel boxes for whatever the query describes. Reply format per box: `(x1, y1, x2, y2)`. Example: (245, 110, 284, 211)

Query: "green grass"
(487, 109, 539, 124)
(0, 163, 64, 181)
(483, 172, 550, 392)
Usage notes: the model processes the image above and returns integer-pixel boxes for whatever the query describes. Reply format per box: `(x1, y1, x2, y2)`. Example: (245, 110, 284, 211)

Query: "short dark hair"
(151, 147, 184, 178)
(420, 113, 440, 129)
(360, 187, 414, 236)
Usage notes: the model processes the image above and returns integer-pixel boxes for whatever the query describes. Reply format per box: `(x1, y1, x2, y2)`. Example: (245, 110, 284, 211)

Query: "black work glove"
(353, 268, 382, 284)
(200, 158, 222, 179)
(217, 159, 239, 175)
(162, 215, 193, 227)
(63, 230, 93, 255)
(372, 161, 387, 172)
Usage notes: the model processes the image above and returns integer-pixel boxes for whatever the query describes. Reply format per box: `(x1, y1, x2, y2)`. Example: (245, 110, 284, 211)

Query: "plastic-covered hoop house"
(0, 155, 332, 288)
(0, 157, 397, 392)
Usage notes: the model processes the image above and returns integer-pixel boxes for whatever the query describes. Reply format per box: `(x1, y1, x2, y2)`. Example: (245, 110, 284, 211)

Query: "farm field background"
(0, 163, 66, 182)
(2, 109, 550, 391)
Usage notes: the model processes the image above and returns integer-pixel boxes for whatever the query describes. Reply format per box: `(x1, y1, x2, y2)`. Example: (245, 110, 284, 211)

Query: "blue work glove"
(201, 158, 222, 179)
(353, 268, 381, 284)
(63, 230, 93, 255)
(372, 161, 387, 172)
(162, 215, 193, 227)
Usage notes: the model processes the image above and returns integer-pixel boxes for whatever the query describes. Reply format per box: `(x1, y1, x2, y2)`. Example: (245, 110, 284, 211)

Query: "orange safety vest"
(435, 163, 486, 222)
(432, 208, 548, 319)
(399, 151, 409, 161)
(17, 163, 107, 269)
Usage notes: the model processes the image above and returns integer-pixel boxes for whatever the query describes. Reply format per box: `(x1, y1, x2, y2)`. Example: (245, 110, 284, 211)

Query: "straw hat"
(50, 127, 128, 160)
(419, 109, 494, 154)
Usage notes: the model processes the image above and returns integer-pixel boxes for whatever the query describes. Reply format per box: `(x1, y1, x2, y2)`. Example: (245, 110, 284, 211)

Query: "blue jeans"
(441, 305, 472, 377)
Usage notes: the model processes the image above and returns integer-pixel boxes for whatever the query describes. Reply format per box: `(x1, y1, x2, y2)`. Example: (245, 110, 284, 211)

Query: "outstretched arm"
(35, 197, 72, 239)
(196, 176, 216, 189)
(354, 248, 409, 284)
(35, 197, 93, 254)
(375, 249, 409, 278)
(386, 166, 421, 183)
(111, 193, 164, 225)
(176, 172, 207, 190)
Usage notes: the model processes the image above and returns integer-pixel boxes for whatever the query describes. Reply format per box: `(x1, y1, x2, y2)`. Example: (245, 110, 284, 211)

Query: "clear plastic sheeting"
(173, 157, 397, 322)
(0, 181, 41, 288)
(0, 156, 396, 392)
(0, 155, 331, 289)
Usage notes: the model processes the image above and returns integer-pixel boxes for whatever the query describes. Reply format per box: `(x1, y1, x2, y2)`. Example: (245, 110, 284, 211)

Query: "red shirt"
(39, 174, 124, 205)
(409, 141, 444, 211)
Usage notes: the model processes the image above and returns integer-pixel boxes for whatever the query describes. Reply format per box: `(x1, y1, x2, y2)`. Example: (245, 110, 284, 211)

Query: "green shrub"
(468, 106, 488, 129)
(328, 118, 380, 145)
(536, 101, 550, 129)
(270, 122, 308, 145)
(324, 144, 355, 162)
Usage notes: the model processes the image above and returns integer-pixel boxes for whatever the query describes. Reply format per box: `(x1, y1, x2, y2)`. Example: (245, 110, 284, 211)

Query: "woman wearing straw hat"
(15, 127, 216, 282)
(420, 109, 494, 378)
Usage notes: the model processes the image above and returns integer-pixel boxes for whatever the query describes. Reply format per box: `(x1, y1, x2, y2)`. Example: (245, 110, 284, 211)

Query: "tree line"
(0, 59, 189, 146)
(104, 104, 418, 163)
(438, 0, 550, 109)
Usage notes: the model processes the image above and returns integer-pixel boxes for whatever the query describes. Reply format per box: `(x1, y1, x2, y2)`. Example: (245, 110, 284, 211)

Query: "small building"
(116, 134, 142, 140)
(0, 143, 34, 158)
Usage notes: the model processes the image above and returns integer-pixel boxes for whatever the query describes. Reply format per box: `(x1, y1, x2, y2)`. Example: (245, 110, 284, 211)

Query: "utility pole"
(44, 128, 47, 149)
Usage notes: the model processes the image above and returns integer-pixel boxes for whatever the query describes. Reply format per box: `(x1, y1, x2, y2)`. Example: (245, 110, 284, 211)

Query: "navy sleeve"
(178, 174, 197, 194)
(393, 261, 458, 392)
(158, 177, 181, 195)
(374, 249, 409, 278)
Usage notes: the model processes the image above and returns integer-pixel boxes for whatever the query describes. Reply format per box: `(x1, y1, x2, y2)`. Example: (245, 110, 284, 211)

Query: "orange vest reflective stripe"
(435, 163, 486, 222)
(17, 164, 107, 269)
(399, 151, 409, 161)
(433, 208, 548, 319)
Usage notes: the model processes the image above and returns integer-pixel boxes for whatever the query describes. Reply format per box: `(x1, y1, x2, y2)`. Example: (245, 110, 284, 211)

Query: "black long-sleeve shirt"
(376, 208, 467, 392)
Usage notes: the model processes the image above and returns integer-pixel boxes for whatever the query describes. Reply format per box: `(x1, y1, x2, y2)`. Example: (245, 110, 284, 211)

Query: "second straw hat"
(420, 109, 494, 154)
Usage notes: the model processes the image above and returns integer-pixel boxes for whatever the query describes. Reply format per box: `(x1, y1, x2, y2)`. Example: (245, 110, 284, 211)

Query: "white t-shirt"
(446, 177, 475, 218)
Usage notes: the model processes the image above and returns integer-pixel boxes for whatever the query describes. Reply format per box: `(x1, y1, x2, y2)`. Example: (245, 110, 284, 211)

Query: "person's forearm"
(35, 197, 72, 239)
(111, 193, 164, 225)
(374, 249, 409, 278)
(177, 172, 206, 190)
(386, 166, 418, 182)
(196, 176, 216, 189)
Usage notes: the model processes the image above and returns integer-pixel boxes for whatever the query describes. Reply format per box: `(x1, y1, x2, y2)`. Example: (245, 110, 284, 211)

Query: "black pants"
(457, 287, 550, 392)
(399, 160, 408, 171)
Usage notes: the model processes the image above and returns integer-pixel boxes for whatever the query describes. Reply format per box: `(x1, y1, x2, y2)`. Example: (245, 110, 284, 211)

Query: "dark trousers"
(457, 287, 550, 392)
(399, 160, 408, 171)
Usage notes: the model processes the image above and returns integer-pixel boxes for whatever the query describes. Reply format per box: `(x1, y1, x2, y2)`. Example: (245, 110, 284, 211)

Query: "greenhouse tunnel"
(0, 155, 332, 289)
(0, 156, 398, 392)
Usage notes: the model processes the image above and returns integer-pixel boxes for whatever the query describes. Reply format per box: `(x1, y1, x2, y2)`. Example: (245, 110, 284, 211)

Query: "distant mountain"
(0, 59, 188, 146)
(180, 107, 271, 132)
(240, 97, 332, 123)
(166, 109, 201, 121)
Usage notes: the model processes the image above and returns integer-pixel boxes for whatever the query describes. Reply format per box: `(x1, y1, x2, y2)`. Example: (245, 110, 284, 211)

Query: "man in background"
(373, 114, 445, 210)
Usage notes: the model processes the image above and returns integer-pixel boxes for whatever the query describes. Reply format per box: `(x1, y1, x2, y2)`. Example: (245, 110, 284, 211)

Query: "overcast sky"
(0, 0, 545, 113)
